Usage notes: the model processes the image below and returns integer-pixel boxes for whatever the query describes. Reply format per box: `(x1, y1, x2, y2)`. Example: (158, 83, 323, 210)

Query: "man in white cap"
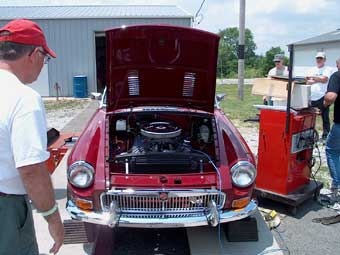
(306, 52, 333, 140)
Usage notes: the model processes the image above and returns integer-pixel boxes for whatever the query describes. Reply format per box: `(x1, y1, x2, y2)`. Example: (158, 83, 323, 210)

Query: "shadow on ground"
(55, 188, 67, 200)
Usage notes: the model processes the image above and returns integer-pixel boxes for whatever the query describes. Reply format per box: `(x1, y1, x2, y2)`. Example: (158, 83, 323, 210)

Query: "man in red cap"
(0, 19, 63, 254)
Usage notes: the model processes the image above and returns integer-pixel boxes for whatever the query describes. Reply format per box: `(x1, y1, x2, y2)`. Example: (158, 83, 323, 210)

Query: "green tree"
(217, 27, 257, 78)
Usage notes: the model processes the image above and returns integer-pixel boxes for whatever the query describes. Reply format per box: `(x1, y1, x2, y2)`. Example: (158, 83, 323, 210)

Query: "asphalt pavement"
(260, 198, 340, 255)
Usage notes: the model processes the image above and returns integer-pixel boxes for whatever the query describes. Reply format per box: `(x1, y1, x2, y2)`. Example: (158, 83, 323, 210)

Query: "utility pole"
(238, 0, 245, 100)
(220, 57, 223, 79)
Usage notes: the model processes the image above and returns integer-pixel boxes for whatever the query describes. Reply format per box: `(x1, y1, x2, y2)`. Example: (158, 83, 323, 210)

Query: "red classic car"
(66, 25, 257, 228)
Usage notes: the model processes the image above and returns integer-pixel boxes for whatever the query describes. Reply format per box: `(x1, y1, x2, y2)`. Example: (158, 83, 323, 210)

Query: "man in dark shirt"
(324, 58, 340, 200)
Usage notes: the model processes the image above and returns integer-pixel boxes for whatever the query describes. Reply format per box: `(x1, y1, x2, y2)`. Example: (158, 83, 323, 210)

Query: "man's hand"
(306, 78, 316, 85)
(306, 75, 328, 83)
(46, 212, 64, 254)
(18, 162, 64, 254)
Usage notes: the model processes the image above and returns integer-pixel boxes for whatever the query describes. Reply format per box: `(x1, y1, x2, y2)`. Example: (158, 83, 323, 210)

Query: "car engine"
(109, 113, 217, 174)
(130, 121, 191, 154)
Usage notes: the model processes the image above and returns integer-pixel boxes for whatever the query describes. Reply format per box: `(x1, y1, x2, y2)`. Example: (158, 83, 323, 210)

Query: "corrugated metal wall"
(294, 42, 340, 67)
(293, 42, 340, 76)
(0, 18, 191, 96)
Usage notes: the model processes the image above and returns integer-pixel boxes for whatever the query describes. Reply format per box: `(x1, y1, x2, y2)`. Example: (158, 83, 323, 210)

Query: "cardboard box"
(252, 78, 289, 98)
(252, 78, 311, 109)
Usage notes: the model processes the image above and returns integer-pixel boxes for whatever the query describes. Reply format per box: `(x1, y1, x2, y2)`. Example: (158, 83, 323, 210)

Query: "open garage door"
(95, 32, 106, 93)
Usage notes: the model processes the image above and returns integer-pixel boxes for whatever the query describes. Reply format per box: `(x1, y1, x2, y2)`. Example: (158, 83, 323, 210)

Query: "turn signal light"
(232, 197, 250, 209)
(75, 198, 93, 210)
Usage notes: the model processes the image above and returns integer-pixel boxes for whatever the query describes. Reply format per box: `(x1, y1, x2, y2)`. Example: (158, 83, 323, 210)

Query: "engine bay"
(108, 111, 219, 174)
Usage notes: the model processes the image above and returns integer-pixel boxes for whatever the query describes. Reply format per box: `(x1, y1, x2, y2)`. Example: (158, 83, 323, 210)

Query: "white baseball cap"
(315, 52, 326, 59)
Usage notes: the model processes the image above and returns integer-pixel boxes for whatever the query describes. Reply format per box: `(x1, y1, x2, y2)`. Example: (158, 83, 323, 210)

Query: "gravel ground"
(43, 98, 91, 131)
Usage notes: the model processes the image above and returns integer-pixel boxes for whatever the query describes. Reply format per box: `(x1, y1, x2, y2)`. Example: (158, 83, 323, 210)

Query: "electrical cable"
(189, 148, 224, 254)
(310, 129, 322, 187)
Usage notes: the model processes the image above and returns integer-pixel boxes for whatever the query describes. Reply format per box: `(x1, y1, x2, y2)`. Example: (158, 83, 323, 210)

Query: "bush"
(245, 67, 264, 78)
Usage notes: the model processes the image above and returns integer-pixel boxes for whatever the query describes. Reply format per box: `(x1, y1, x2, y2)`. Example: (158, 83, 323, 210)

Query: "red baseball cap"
(0, 19, 56, 58)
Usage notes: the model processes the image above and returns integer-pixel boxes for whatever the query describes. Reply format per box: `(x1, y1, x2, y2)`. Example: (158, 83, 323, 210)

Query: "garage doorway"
(95, 33, 106, 93)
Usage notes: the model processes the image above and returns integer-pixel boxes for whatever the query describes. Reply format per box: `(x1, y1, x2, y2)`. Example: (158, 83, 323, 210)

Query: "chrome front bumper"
(66, 199, 257, 228)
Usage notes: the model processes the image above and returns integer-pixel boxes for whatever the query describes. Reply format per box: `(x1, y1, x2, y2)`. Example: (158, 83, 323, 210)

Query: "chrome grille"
(100, 190, 226, 215)
(182, 72, 196, 97)
(121, 212, 204, 219)
(128, 70, 140, 96)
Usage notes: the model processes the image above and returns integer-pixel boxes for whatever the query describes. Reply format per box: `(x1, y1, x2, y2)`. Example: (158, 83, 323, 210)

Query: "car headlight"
(68, 161, 94, 188)
(230, 161, 256, 188)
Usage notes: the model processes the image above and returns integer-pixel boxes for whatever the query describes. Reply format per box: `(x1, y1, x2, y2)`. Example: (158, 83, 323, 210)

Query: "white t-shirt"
(307, 66, 333, 101)
(268, 66, 289, 77)
(0, 69, 50, 194)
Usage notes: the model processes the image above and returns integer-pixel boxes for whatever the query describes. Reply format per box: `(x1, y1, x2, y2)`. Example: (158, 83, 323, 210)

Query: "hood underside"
(105, 25, 220, 113)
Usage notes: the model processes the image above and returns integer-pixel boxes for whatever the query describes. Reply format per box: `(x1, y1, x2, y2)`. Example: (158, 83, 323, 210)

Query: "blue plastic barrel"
(73, 75, 88, 98)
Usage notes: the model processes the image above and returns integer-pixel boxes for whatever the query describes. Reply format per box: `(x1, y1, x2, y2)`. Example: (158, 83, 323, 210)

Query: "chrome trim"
(230, 161, 257, 188)
(214, 93, 226, 109)
(183, 72, 196, 97)
(107, 201, 119, 228)
(206, 200, 219, 227)
(67, 161, 94, 188)
(99, 87, 107, 109)
(100, 189, 226, 214)
(128, 70, 140, 96)
(140, 128, 182, 139)
(140, 122, 182, 139)
(66, 199, 257, 228)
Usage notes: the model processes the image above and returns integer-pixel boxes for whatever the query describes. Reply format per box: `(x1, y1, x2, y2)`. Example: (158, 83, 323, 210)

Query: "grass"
(44, 99, 89, 112)
(216, 84, 263, 123)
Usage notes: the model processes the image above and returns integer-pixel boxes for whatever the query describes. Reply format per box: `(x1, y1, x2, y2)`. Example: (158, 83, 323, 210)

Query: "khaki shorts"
(0, 195, 39, 255)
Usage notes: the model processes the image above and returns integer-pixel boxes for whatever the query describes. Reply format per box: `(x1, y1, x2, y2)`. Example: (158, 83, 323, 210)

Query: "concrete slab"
(62, 100, 98, 133)
(187, 211, 284, 255)
(33, 150, 93, 255)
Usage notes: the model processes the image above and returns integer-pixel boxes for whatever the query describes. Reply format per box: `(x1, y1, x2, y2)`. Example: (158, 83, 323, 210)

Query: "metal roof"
(293, 29, 340, 45)
(0, 5, 192, 20)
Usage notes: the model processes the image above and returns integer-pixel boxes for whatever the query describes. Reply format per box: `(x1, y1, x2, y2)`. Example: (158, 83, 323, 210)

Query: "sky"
(1, 0, 339, 55)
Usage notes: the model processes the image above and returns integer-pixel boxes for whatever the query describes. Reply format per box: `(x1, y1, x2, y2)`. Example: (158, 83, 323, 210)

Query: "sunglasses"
(28, 47, 51, 64)
(316, 57, 324, 60)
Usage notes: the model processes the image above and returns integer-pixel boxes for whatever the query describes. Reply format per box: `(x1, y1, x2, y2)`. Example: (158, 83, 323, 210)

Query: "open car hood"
(105, 25, 220, 113)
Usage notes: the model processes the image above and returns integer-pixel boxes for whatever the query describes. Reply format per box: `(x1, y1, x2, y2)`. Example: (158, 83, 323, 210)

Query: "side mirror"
(215, 93, 226, 109)
(90, 92, 102, 100)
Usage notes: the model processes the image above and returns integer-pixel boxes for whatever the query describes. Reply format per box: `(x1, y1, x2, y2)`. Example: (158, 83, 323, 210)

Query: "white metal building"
(292, 29, 340, 76)
(0, 5, 192, 96)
